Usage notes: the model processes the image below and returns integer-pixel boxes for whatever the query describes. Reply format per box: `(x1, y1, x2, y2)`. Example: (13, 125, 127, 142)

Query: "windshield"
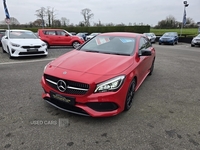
(9, 31, 38, 39)
(64, 30, 72, 36)
(79, 35, 136, 56)
(163, 32, 176, 37)
(144, 33, 151, 37)
(91, 33, 99, 36)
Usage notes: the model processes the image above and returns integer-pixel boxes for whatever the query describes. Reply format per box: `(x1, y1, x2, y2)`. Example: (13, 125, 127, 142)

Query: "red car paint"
(41, 32, 156, 117)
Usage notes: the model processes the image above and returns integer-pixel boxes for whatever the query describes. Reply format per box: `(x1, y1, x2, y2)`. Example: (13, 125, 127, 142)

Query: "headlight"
(11, 42, 20, 47)
(42, 43, 46, 47)
(44, 60, 54, 72)
(94, 75, 125, 93)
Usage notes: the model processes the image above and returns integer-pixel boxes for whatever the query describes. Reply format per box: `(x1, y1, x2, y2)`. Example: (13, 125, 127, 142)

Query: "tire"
(148, 58, 155, 76)
(45, 42, 50, 49)
(159, 42, 161, 45)
(124, 78, 136, 111)
(175, 41, 178, 45)
(7, 47, 13, 59)
(2, 45, 6, 53)
(72, 41, 80, 49)
(191, 44, 194, 47)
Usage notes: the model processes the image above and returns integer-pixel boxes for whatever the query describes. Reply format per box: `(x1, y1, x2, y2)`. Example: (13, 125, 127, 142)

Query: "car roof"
(38, 29, 63, 31)
(7, 29, 32, 32)
(99, 32, 142, 38)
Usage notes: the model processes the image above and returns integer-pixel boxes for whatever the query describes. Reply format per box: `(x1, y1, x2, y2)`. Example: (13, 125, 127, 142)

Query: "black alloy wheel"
(2, 45, 6, 53)
(148, 58, 155, 76)
(124, 78, 136, 111)
(7, 46, 13, 59)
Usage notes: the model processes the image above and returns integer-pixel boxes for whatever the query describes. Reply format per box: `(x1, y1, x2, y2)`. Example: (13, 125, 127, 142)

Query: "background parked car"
(38, 29, 85, 49)
(1, 29, 48, 58)
(69, 32, 76, 35)
(191, 34, 200, 47)
(159, 32, 178, 45)
(86, 33, 101, 41)
(76, 32, 89, 41)
(143, 33, 156, 43)
(0, 29, 6, 46)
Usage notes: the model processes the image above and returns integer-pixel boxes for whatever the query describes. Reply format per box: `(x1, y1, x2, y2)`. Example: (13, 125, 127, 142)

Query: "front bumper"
(159, 39, 175, 44)
(41, 76, 128, 117)
(9, 46, 48, 57)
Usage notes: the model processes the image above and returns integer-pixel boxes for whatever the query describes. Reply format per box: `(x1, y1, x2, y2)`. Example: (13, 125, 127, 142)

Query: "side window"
(57, 31, 66, 36)
(139, 37, 151, 51)
(44, 31, 56, 35)
(139, 38, 146, 51)
(144, 37, 152, 48)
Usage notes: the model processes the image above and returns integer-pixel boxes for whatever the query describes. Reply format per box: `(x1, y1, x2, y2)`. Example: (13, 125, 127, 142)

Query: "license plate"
(50, 91, 75, 105)
(27, 49, 38, 52)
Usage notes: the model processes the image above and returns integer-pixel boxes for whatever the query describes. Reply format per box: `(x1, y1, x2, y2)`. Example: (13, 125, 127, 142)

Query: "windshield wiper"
(102, 52, 130, 56)
(84, 50, 100, 53)
(84, 50, 130, 56)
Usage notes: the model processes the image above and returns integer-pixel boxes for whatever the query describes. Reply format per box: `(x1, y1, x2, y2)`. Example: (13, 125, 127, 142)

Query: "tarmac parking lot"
(0, 44, 200, 150)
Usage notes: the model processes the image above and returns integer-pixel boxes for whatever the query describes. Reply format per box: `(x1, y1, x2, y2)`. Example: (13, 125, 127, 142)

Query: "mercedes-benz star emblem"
(57, 80, 67, 92)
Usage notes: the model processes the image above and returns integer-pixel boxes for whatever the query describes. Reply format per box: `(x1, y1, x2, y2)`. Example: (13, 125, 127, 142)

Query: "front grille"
(19, 51, 45, 55)
(86, 102, 118, 112)
(44, 74, 89, 95)
(44, 97, 89, 116)
(22, 45, 41, 49)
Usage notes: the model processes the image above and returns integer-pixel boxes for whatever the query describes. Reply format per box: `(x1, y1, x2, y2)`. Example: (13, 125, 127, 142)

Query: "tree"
(53, 19, 61, 27)
(46, 7, 56, 27)
(155, 15, 178, 29)
(35, 7, 46, 27)
(61, 17, 70, 26)
(81, 8, 94, 26)
(32, 19, 43, 27)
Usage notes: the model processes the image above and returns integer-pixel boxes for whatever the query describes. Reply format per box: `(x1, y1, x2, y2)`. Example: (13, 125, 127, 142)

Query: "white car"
(1, 29, 48, 58)
(86, 33, 101, 40)
(191, 34, 200, 47)
(143, 33, 156, 43)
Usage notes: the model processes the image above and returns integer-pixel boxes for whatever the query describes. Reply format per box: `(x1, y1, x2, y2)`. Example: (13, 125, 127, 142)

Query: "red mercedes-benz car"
(41, 32, 156, 117)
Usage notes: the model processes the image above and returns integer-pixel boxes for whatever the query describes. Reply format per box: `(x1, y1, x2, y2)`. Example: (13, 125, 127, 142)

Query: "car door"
(44, 30, 58, 45)
(136, 37, 152, 83)
(56, 30, 71, 46)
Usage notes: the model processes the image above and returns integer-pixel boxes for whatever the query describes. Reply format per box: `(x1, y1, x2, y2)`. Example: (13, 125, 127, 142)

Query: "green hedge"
(63, 26, 150, 34)
(1, 25, 150, 34)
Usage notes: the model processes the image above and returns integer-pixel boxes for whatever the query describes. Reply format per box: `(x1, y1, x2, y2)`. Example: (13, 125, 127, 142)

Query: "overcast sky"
(0, 0, 199, 26)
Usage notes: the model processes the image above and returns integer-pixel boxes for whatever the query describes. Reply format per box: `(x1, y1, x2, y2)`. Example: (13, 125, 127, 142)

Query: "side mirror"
(139, 49, 152, 56)
(65, 34, 70, 36)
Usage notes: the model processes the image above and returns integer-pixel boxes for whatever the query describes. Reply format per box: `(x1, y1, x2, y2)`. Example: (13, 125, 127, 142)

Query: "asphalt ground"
(0, 44, 200, 150)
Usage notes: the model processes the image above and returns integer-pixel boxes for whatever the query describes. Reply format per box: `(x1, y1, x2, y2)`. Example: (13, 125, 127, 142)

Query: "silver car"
(191, 34, 200, 47)
(143, 33, 156, 43)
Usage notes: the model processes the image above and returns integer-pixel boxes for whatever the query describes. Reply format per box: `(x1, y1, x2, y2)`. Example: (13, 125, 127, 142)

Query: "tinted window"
(80, 35, 136, 56)
(43, 31, 56, 35)
(9, 31, 37, 39)
(57, 30, 66, 36)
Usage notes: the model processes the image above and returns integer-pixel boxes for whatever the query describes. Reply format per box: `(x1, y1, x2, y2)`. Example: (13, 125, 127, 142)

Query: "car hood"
(9, 39, 44, 45)
(160, 36, 174, 39)
(193, 37, 200, 40)
(50, 50, 133, 75)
